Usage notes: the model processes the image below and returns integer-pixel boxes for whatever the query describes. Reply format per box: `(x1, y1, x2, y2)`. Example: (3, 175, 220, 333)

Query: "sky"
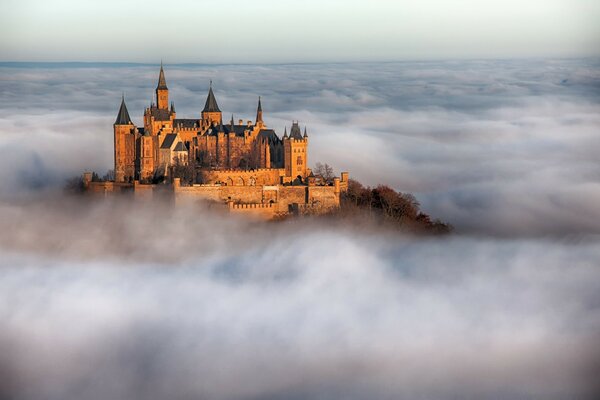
(1, 0, 600, 62)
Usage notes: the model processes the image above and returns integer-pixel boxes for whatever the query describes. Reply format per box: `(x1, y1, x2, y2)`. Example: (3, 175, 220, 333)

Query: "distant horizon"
(1, 55, 599, 67)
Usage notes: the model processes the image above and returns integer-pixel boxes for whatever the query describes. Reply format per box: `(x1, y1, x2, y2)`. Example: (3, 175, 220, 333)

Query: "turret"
(283, 121, 308, 180)
(156, 61, 169, 109)
(114, 95, 135, 182)
(202, 81, 222, 125)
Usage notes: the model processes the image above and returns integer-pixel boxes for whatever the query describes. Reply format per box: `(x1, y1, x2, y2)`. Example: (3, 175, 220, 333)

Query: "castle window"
(297, 156, 302, 166)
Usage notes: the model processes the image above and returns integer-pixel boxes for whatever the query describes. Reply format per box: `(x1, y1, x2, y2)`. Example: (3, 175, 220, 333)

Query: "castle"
(85, 64, 348, 218)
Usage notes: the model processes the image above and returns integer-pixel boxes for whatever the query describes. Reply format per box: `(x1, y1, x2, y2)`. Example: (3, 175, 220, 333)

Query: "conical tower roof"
(115, 95, 132, 125)
(203, 82, 221, 112)
(157, 61, 168, 90)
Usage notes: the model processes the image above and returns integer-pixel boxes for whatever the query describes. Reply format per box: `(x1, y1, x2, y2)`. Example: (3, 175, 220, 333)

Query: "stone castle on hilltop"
(85, 63, 348, 218)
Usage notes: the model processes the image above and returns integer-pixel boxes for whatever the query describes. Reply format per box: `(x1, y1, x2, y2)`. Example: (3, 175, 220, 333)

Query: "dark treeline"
(331, 179, 452, 235)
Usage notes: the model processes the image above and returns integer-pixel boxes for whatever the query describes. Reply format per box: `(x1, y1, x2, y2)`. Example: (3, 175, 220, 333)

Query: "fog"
(0, 59, 599, 399)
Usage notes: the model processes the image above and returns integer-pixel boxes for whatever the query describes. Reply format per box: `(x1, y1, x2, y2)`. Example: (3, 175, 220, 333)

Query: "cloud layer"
(1, 59, 599, 234)
(1, 59, 599, 399)
(1, 198, 599, 400)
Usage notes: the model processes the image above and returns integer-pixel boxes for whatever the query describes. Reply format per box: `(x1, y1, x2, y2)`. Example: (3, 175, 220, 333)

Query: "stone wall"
(84, 171, 349, 219)
(199, 168, 284, 186)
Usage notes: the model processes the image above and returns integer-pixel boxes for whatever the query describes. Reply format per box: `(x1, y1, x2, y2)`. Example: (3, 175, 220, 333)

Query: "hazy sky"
(1, 0, 599, 62)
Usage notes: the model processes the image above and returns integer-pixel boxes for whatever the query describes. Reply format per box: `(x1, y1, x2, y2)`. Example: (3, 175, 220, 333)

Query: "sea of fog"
(0, 59, 599, 399)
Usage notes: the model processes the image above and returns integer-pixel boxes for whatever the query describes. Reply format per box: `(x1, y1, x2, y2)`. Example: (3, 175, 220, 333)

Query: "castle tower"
(114, 95, 135, 182)
(140, 133, 155, 182)
(156, 61, 169, 110)
(283, 122, 308, 180)
(202, 81, 222, 125)
(256, 96, 263, 127)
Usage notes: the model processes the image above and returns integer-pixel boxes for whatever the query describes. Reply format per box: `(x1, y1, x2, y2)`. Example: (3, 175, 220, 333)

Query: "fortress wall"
(199, 168, 283, 186)
(221, 186, 264, 203)
(308, 186, 340, 210)
(340, 172, 349, 192)
(278, 186, 307, 209)
(173, 184, 222, 205)
(133, 181, 154, 199)
(88, 181, 133, 194)
(173, 182, 264, 205)
(228, 202, 276, 219)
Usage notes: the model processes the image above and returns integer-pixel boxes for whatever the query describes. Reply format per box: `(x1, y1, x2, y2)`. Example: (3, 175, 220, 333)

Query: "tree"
(102, 169, 115, 182)
(314, 162, 334, 184)
(171, 155, 197, 185)
(64, 175, 84, 194)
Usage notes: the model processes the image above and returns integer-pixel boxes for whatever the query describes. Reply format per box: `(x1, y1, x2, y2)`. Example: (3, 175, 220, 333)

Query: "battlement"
(202, 167, 283, 174)
(228, 202, 274, 210)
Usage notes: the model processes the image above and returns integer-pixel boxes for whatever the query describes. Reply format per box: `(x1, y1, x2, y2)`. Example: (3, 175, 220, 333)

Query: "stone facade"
(89, 64, 348, 218)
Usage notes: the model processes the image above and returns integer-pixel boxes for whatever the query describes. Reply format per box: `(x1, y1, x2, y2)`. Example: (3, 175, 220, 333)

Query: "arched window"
(297, 156, 302, 165)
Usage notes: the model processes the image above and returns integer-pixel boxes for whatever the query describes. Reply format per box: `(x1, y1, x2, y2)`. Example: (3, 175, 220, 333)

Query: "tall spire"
(115, 95, 132, 125)
(256, 96, 263, 124)
(283, 126, 288, 139)
(303, 126, 308, 138)
(203, 82, 221, 112)
(157, 61, 168, 90)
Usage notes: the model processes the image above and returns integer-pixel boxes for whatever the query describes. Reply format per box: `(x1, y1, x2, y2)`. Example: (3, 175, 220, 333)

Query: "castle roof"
(160, 134, 178, 149)
(173, 142, 188, 152)
(203, 84, 221, 113)
(149, 107, 171, 121)
(115, 96, 132, 125)
(289, 122, 304, 140)
(207, 124, 250, 137)
(157, 62, 168, 90)
(258, 129, 281, 145)
(174, 119, 199, 129)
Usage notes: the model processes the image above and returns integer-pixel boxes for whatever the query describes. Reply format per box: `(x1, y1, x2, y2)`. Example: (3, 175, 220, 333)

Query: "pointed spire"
(230, 114, 235, 131)
(303, 126, 308, 138)
(157, 61, 168, 90)
(203, 82, 221, 112)
(115, 95, 132, 125)
(171, 101, 175, 113)
(256, 96, 263, 124)
(283, 126, 288, 139)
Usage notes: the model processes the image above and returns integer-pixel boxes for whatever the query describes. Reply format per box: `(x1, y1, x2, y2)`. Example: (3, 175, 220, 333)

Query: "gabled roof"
(203, 85, 221, 112)
(157, 62, 168, 90)
(173, 142, 188, 152)
(115, 96, 132, 125)
(160, 134, 178, 149)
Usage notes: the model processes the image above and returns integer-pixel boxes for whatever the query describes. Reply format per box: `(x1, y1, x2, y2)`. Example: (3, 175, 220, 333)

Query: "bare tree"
(171, 155, 197, 185)
(102, 169, 115, 181)
(314, 162, 335, 184)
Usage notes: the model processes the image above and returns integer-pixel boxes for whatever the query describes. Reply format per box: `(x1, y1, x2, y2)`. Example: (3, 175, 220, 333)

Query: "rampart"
(84, 171, 349, 219)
